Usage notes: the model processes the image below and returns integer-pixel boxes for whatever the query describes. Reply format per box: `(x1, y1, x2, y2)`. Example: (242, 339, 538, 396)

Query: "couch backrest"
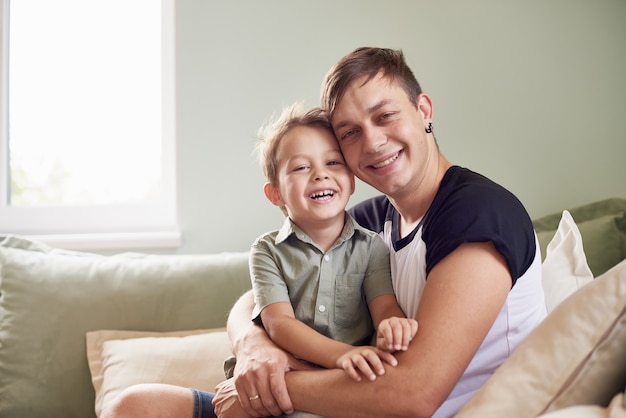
(0, 234, 251, 418)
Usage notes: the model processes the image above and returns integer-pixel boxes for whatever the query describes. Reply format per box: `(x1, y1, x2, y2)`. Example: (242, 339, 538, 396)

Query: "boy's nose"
(313, 168, 330, 181)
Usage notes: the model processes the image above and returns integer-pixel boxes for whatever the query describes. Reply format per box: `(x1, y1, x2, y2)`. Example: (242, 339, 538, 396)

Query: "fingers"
(376, 349, 398, 367)
(268, 371, 294, 415)
(377, 321, 394, 351)
(378, 317, 418, 352)
(231, 345, 295, 417)
(407, 318, 418, 345)
(250, 357, 312, 414)
(234, 370, 273, 417)
(338, 347, 393, 381)
(213, 379, 258, 418)
(248, 393, 270, 417)
(341, 361, 362, 382)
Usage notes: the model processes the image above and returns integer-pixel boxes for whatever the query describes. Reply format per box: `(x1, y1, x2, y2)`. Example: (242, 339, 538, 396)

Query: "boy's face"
(265, 126, 355, 228)
(330, 73, 435, 200)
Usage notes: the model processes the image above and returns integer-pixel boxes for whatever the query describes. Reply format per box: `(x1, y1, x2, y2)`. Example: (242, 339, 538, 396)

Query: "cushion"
(534, 198, 626, 277)
(537, 212, 626, 277)
(533, 198, 626, 232)
(537, 393, 626, 418)
(541, 210, 594, 313)
(0, 234, 251, 418)
(86, 328, 232, 417)
(455, 259, 626, 417)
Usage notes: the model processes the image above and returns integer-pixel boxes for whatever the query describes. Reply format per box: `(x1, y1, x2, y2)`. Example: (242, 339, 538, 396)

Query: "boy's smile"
(309, 189, 337, 201)
(265, 125, 355, 232)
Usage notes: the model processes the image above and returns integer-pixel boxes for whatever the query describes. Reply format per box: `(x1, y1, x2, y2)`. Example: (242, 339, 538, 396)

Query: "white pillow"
(86, 328, 232, 417)
(542, 210, 594, 312)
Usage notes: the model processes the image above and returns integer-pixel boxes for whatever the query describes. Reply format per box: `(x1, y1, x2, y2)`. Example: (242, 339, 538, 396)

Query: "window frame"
(0, 0, 180, 250)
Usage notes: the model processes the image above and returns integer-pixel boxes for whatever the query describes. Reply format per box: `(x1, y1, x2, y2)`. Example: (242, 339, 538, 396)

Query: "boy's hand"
(376, 317, 418, 352)
(336, 346, 398, 382)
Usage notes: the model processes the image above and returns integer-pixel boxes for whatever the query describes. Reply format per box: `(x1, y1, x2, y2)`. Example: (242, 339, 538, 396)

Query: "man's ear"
(417, 93, 434, 127)
(263, 182, 285, 207)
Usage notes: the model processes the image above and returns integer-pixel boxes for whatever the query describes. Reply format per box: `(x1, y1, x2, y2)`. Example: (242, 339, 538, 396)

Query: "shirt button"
(323, 255, 330, 262)
(318, 305, 326, 312)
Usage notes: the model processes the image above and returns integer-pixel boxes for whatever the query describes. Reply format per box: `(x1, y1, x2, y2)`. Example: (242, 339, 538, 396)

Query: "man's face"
(330, 73, 434, 200)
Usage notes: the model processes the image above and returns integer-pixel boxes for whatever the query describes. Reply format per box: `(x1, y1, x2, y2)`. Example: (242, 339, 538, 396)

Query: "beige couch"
(1, 198, 625, 418)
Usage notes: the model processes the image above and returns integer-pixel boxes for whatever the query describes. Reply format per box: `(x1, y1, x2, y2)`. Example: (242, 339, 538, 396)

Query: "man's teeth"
(310, 190, 335, 200)
(372, 153, 399, 169)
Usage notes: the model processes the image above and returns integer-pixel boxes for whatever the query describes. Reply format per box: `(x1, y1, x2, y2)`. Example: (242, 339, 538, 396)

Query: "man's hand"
(376, 316, 418, 352)
(232, 339, 294, 416)
(229, 339, 316, 417)
(213, 378, 257, 418)
(214, 351, 316, 417)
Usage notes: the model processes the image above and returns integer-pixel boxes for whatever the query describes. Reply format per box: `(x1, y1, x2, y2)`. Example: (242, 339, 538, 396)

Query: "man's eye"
(341, 129, 357, 140)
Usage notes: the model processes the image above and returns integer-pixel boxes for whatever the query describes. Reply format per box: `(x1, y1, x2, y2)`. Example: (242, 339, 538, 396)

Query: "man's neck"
(391, 156, 452, 238)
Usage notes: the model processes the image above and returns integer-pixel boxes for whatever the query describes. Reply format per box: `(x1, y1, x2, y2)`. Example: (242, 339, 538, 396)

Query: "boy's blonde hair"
(257, 101, 333, 187)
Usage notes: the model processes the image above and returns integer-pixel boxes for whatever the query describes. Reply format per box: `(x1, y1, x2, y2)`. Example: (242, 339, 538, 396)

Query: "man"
(103, 47, 546, 418)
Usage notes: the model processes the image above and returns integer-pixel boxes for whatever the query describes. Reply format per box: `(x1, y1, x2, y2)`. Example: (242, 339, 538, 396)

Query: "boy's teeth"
(310, 190, 334, 199)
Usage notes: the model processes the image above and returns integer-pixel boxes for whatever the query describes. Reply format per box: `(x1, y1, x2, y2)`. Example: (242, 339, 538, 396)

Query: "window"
(0, 0, 179, 250)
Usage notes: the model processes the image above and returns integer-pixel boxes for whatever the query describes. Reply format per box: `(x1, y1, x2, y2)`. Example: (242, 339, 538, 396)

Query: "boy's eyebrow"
(283, 148, 342, 162)
(332, 99, 391, 132)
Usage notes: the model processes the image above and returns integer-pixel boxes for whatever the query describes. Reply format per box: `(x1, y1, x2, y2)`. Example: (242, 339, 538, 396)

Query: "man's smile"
(370, 151, 400, 169)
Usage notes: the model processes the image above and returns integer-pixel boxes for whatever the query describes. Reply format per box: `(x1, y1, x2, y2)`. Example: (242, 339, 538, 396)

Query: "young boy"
(250, 101, 417, 391)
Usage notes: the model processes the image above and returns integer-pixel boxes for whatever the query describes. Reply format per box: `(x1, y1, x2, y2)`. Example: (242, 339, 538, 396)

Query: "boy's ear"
(263, 182, 285, 207)
(348, 172, 356, 195)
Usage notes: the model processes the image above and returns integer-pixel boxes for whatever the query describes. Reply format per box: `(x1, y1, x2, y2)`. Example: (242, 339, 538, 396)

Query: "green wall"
(172, 0, 626, 254)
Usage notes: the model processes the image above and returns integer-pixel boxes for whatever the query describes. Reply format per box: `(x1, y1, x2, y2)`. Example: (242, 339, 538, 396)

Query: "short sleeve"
(423, 168, 536, 283)
(249, 238, 291, 322)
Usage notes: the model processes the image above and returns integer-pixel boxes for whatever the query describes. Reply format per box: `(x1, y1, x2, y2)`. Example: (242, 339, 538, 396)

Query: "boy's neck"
(294, 213, 346, 253)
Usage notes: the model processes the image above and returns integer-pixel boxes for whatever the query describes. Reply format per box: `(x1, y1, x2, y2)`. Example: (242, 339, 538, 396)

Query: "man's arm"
(285, 242, 512, 418)
(261, 301, 397, 381)
(225, 290, 296, 416)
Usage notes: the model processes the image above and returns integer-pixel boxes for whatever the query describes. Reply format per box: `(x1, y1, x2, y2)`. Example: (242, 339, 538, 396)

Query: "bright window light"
(0, 0, 179, 250)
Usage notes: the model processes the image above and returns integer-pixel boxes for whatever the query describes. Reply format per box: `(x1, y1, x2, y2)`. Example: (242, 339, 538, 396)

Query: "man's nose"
(362, 126, 386, 153)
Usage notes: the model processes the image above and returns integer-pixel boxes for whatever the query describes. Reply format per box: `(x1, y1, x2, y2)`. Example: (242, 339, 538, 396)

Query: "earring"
(425, 122, 433, 134)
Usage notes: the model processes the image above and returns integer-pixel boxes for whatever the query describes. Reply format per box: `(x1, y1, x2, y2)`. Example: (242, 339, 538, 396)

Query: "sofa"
(1, 198, 625, 418)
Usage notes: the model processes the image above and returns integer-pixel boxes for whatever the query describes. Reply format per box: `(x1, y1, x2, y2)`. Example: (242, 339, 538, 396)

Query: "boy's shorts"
(191, 388, 217, 418)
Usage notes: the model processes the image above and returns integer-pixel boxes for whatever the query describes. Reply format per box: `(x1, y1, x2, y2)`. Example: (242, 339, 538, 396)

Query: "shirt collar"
(274, 212, 367, 249)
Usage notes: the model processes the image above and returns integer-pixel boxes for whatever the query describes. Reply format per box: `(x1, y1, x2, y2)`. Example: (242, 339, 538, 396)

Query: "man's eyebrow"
(332, 100, 392, 132)
(369, 99, 391, 114)
(333, 120, 351, 132)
